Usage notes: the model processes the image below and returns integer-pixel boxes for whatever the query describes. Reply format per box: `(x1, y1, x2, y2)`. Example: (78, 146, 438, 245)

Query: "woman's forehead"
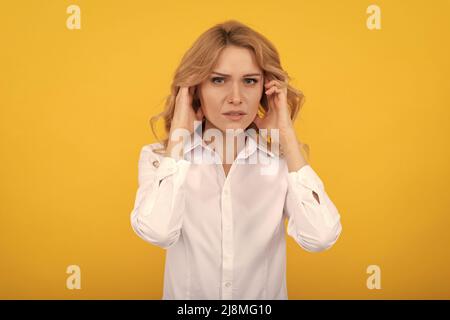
(210, 70, 263, 77)
(212, 46, 261, 73)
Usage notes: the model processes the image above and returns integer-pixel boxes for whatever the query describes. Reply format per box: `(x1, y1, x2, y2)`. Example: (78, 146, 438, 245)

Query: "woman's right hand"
(170, 86, 204, 134)
(166, 86, 204, 158)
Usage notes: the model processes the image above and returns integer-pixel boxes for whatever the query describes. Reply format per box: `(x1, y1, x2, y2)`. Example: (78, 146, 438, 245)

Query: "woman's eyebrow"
(211, 71, 262, 77)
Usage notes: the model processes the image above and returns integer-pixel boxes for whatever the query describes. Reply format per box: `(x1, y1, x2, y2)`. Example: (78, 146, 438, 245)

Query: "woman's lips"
(222, 112, 246, 121)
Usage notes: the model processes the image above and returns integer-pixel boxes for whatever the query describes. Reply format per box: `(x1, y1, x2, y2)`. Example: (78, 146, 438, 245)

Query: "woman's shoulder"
(142, 141, 165, 151)
(138, 142, 166, 163)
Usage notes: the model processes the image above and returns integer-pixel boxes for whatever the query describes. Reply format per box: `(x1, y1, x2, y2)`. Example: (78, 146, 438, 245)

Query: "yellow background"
(1, 0, 449, 299)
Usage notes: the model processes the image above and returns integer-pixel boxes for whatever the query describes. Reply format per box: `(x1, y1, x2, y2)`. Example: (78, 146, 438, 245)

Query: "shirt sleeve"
(130, 145, 191, 249)
(283, 164, 342, 253)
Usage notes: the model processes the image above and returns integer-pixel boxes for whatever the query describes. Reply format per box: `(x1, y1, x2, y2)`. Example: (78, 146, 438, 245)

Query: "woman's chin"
(223, 120, 254, 131)
(222, 124, 247, 132)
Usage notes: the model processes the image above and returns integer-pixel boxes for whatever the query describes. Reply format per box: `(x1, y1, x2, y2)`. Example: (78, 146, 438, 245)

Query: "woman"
(130, 20, 342, 300)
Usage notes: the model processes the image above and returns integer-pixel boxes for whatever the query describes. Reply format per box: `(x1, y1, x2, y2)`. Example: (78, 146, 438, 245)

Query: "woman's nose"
(228, 83, 242, 104)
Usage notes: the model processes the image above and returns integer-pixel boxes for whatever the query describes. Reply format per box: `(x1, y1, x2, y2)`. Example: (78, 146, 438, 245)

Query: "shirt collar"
(181, 122, 277, 160)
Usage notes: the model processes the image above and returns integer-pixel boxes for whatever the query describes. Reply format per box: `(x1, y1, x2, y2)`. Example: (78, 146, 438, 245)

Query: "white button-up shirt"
(130, 124, 342, 300)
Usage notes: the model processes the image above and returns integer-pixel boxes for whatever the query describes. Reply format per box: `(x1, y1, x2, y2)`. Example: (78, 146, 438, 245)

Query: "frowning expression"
(197, 45, 264, 133)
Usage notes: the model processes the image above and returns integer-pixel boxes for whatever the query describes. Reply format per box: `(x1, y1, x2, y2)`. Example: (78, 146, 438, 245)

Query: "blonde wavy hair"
(150, 19, 309, 159)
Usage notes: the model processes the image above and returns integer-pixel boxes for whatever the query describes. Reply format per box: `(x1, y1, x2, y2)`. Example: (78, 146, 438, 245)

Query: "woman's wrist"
(279, 127, 308, 172)
(165, 132, 186, 160)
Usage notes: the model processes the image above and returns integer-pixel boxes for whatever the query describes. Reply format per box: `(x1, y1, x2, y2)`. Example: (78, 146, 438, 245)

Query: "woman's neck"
(203, 119, 247, 163)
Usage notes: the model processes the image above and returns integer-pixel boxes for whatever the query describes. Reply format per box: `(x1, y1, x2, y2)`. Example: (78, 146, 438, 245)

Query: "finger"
(183, 86, 192, 99)
(176, 86, 188, 100)
(264, 79, 281, 88)
(264, 79, 276, 87)
(273, 87, 282, 94)
(266, 85, 286, 98)
(265, 86, 277, 95)
(264, 79, 286, 90)
(182, 86, 194, 104)
(274, 86, 287, 97)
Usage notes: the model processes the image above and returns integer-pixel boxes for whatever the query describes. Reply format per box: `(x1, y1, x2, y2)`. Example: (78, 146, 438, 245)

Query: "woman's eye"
(211, 77, 225, 84)
(244, 78, 258, 85)
(211, 77, 258, 85)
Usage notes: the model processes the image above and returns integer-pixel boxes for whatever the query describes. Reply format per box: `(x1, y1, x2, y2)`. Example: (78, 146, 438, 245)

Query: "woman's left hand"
(254, 78, 308, 170)
(253, 78, 295, 139)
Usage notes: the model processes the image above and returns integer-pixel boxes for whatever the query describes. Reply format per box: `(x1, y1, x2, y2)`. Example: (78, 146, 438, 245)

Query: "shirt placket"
(221, 177, 234, 299)
(204, 137, 253, 300)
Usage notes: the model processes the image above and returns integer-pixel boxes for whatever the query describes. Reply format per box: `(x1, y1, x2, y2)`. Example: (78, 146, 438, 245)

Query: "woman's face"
(197, 45, 264, 133)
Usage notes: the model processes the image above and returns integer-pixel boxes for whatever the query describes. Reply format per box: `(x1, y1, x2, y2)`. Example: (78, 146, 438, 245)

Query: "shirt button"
(152, 160, 160, 168)
(225, 282, 231, 288)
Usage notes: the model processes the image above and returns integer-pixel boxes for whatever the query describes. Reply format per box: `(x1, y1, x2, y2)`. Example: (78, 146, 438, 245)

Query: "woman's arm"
(280, 129, 320, 204)
(130, 85, 200, 249)
(130, 144, 191, 249)
(281, 132, 342, 253)
(283, 160, 343, 253)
